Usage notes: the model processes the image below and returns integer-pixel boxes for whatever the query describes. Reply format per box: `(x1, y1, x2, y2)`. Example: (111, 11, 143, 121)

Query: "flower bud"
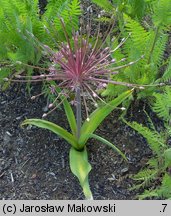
(93, 92, 97, 98)
(15, 74, 21, 78)
(120, 107, 126, 111)
(31, 96, 36, 100)
(48, 103, 53, 108)
(42, 113, 47, 118)
(111, 58, 116, 63)
(104, 47, 110, 52)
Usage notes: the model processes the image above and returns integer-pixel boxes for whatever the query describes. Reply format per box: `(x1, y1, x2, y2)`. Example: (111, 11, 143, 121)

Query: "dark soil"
(0, 83, 152, 200)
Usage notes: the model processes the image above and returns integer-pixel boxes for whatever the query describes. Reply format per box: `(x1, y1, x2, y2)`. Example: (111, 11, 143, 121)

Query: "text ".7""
(161, 204, 167, 213)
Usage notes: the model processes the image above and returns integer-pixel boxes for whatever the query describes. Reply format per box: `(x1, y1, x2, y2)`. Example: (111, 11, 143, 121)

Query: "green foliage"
(93, 0, 155, 22)
(125, 0, 151, 19)
(22, 118, 78, 148)
(152, 0, 171, 29)
(90, 133, 127, 160)
(152, 87, 171, 122)
(131, 168, 157, 189)
(124, 120, 164, 155)
(123, 87, 171, 199)
(0, 0, 81, 87)
(92, 0, 171, 112)
(124, 14, 150, 50)
(137, 174, 171, 199)
(42, 0, 81, 40)
(158, 57, 171, 83)
(69, 147, 92, 200)
(93, 0, 171, 24)
(156, 173, 171, 199)
(79, 90, 133, 147)
(92, 0, 114, 12)
(0, 0, 42, 63)
(22, 89, 131, 199)
(102, 5, 170, 109)
(0, 0, 41, 89)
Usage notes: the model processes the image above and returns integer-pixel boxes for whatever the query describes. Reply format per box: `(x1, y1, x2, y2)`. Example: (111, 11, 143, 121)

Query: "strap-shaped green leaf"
(79, 90, 133, 146)
(22, 119, 78, 148)
(69, 147, 93, 200)
(62, 98, 77, 136)
(90, 134, 127, 161)
(56, 87, 77, 137)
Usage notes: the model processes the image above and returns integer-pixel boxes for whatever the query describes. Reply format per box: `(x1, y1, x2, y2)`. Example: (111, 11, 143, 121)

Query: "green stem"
(76, 86, 82, 140)
(147, 26, 159, 64)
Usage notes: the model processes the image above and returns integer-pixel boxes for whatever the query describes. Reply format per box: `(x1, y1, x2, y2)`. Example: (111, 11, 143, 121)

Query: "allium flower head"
(7, 18, 143, 117)
(44, 19, 142, 101)
(49, 30, 112, 92)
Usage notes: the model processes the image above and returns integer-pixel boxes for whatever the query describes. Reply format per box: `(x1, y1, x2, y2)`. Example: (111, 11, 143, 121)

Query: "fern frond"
(130, 168, 157, 191)
(0, 68, 12, 81)
(96, 17, 112, 23)
(43, 0, 81, 36)
(123, 14, 150, 51)
(132, 168, 157, 182)
(160, 57, 171, 82)
(156, 173, 171, 198)
(153, 87, 171, 122)
(137, 189, 158, 199)
(143, 109, 156, 131)
(127, 0, 147, 19)
(147, 158, 158, 169)
(151, 33, 168, 67)
(152, 0, 171, 29)
(92, 0, 114, 12)
(64, 0, 81, 28)
(123, 120, 164, 155)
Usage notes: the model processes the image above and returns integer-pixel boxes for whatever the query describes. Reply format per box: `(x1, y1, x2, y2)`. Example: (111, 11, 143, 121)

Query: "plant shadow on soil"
(0, 83, 158, 200)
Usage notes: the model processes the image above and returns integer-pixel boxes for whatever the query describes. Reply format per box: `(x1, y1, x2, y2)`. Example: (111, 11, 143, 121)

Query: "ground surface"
(0, 83, 153, 200)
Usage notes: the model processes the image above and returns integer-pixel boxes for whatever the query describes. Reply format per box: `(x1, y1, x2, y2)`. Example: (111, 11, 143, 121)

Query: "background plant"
(93, 0, 171, 110)
(0, 0, 81, 90)
(123, 86, 171, 199)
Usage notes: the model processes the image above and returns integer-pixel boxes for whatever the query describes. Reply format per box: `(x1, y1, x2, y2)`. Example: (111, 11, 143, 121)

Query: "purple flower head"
(7, 18, 143, 118)
(48, 33, 113, 92)
(44, 19, 142, 97)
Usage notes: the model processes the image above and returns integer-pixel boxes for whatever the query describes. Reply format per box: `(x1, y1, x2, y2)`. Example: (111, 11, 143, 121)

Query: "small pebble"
(1, 101, 6, 105)
(6, 131, 12, 136)
(121, 167, 129, 174)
